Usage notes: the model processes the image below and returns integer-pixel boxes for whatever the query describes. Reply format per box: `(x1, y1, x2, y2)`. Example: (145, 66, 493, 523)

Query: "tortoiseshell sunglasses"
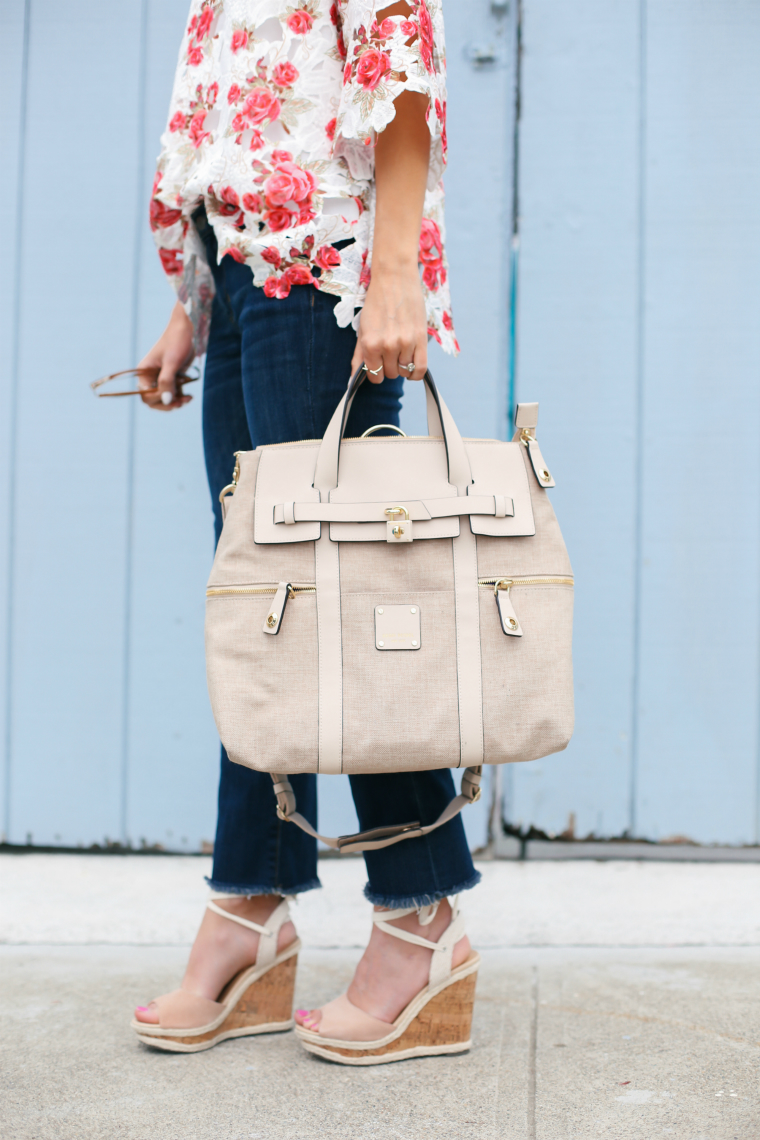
(91, 366, 199, 406)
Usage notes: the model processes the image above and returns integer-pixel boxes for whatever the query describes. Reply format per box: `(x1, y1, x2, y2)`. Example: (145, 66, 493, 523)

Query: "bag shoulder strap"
(269, 768, 482, 855)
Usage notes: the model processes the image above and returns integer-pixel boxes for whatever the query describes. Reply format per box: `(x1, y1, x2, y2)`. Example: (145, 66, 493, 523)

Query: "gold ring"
(367, 365, 383, 376)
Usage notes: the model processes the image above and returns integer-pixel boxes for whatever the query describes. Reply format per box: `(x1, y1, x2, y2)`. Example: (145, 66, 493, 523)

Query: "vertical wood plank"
(124, 0, 221, 852)
(510, 0, 641, 839)
(6, 1, 143, 845)
(402, 0, 514, 445)
(0, 0, 29, 839)
(634, 0, 760, 843)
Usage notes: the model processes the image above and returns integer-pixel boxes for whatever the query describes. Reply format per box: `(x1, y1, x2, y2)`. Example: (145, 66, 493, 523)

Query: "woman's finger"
(362, 341, 385, 384)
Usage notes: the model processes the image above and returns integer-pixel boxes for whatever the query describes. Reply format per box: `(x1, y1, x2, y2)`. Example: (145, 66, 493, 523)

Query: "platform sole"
(132, 947, 298, 1054)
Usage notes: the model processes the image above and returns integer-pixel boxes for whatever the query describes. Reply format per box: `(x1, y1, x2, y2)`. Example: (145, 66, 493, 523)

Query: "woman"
(132, 0, 478, 1062)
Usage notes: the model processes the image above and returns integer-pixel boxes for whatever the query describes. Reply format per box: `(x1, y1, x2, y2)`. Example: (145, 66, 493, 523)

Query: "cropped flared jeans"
(197, 212, 480, 907)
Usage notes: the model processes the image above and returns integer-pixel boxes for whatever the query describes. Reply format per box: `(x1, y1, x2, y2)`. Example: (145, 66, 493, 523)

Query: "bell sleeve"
(333, 0, 448, 187)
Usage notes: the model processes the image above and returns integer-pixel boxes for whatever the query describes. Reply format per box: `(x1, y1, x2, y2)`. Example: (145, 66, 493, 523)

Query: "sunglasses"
(91, 367, 200, 406)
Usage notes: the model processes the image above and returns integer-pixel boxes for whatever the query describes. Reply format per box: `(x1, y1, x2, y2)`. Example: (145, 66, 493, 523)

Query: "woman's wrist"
(369, 253, 420, 278)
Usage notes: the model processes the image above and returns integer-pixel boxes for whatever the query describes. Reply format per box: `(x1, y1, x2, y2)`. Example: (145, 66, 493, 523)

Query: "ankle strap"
(206, 896, 291, 968)
(372, 898, 464, 989)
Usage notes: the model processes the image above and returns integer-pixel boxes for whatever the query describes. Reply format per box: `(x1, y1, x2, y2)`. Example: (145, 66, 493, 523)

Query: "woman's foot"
(134, 894, 296, 1028)
(294, 898, 470, 1039)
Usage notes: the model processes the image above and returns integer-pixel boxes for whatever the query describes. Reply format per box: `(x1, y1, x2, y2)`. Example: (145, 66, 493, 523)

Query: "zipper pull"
(263, 582, 292, 635)
(520, 430, 555, 488)
(494, 580, 523, 637)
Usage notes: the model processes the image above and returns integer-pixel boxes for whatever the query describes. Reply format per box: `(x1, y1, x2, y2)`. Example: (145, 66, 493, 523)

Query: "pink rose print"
(417, 2, 435, 72)
(261, 246, 282, 267)
(297, 201, 316, 225)
(315, 245, 341, 271)
(271, 149, 293, 162)
(231, 29, 248, 53)
(227, 83, 241, 105)
(325, 117, 337, 141)
(434, 98, 447, 154)
(264, 275, 291, 298)
(284, 263, 313, 286)
(187, 45, 204, 66)
(372, 17, 395, 38)
(265, 161, 316, 207)
(248, 129, 265, 151)
(188, 111, 210, 148)
(159, 248, 183, 275)
(265, 206, 299, 232)
(419, 218, 443, 266)
(242, 88, 282, 126)
(400, 19, 416, 36)
(287, 10, 314, 35)
(422, 265, 439, 290)
(169, 111, 186, 132)
(217, 186, 241, 217)
(343, 62, 352, 85)
(428, 326, 442, 346)
(196, 6, 213, 39)
(329, 1, 339, 26)
(207, 82, 218, 105)
(150, 198, 182, 231)
(356, 48, 391, 91)
(359, 250, 371, 288)
(442, 311, 454, 331)
(272, 61, 299, 88)
(223, 247, 247, 263)
(242, 192, 264, 213)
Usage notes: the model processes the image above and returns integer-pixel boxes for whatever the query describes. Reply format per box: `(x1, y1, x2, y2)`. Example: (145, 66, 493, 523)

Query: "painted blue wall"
(2, 0, 758, 850)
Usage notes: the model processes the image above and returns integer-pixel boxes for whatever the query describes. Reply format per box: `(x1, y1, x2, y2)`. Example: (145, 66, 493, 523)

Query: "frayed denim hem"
(205, 876, 322, 896)
(362, 869, 481, 909)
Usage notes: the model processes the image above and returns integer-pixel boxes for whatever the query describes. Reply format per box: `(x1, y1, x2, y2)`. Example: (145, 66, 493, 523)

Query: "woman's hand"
(138, 301, 195, 410)
(350, 86, 431, 384)
(351, 262, 427, 383)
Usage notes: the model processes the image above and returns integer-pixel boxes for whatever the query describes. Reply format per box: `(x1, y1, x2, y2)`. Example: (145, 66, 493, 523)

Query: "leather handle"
(313, 366, 473, 495)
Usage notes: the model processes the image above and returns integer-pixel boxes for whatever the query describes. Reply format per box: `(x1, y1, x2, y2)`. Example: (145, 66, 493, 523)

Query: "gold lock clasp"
(384, 506, 412, 544)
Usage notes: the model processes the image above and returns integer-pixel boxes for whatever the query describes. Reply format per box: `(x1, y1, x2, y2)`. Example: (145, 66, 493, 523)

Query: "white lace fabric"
(151, 0, 458, 356)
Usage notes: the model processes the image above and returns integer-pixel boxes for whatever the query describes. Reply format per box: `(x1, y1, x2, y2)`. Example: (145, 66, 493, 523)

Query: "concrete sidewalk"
(2, 855, 759, 1139)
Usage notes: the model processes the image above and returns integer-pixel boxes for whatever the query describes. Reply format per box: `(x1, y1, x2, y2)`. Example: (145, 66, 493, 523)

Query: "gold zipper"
(478, 575, 574, 590)
(206, 583, 317, 598)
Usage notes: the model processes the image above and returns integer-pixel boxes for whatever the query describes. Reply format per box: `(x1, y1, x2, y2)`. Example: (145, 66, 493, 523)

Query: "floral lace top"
(151, 0, 458, 356)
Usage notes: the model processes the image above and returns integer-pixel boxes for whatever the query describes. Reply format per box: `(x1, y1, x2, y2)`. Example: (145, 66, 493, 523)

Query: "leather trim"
(272, 495, 513, 524)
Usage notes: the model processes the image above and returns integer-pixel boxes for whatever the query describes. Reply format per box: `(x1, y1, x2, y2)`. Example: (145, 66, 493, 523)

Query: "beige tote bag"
(205, 369, 573, 852)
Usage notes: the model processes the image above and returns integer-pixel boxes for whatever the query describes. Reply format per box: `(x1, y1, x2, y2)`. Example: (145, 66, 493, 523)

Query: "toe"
(295, 1007, 321, 1030)
(134, 1002, 160, 1025)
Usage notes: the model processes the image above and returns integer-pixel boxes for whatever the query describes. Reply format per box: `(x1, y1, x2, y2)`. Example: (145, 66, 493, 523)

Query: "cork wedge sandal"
(295, 897, 479, 1066)
(131, 896, 299, 1053)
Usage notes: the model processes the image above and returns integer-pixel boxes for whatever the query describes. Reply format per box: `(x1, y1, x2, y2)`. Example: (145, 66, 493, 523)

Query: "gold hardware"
(219, 452, 242, 504)
(206, 582, 316, 598)
(411, 639, 418, 646)
(479, 576, 574, 590)
(541, 469, 551, 481)
(266, 613, 277, 627)
(360, 424, 408, 438)
(392, 525, 405, 539)
(410, 607, 416, 614)
(378, 640, 384, 647)
(377, 607, 384, 614)
(519, 428, 537, 447)
(508, 618, 518, 630)
(384, 505, 410, 521)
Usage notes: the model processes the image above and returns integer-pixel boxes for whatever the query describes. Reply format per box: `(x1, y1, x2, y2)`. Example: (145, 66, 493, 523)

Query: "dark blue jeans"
(199, 221, 480, 906)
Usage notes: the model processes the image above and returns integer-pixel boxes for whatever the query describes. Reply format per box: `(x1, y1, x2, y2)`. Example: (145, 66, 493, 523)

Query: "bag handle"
(270, 767, 483, 855)
(312, 366, 474, 495)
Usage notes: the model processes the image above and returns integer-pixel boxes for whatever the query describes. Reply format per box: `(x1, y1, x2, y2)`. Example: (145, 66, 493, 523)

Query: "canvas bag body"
(205, 375, 574, 776)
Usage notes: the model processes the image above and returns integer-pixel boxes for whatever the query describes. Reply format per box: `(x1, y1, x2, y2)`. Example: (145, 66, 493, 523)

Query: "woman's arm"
(350, 83, 431, 384)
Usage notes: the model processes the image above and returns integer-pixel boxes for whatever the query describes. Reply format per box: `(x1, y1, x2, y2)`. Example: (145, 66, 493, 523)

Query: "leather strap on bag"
(270, 767, 483, 854)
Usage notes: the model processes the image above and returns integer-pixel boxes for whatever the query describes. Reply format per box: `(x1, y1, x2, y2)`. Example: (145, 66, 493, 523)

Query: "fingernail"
(136, 1006, 148, 1011)
(296, 1009, 309, 1016)
(161, 391, 173, 406)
